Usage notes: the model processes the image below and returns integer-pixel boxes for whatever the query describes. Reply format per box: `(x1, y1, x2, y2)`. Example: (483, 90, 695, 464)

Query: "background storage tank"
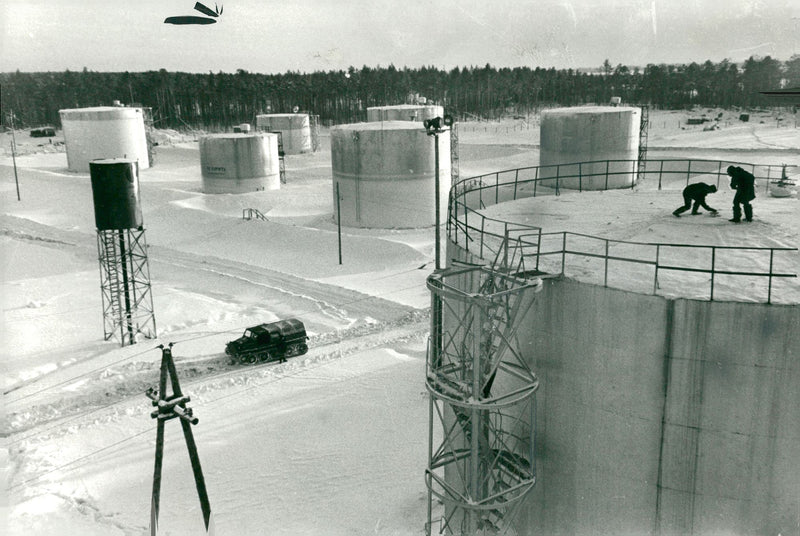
(540, 106, 641, 190)
(330, 121, 450, 228)
(255, 113, 312, 154)
(366, 104, 444, 122)
(60, 107, 150, 173)
(199, 133, 281, 194)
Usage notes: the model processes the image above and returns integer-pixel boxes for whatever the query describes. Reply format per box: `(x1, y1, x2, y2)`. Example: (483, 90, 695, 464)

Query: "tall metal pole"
(336, 181, 342, 265)
(9, 111, 20, 201)
(434, 133, 441, 270)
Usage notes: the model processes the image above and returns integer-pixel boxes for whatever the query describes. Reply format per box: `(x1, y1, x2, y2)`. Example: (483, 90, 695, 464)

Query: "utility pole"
(336, 181, 343, 265)
(9, 110, 20, 201)
(423, 115, 453, 270)
(146, 343, 213, 535)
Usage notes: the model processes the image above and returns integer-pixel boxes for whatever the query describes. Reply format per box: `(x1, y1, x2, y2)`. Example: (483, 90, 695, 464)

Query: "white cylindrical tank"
(59, 107, 150, 173)
(367, 105, 444, 123)
(540, 106, 641, 190)
(199, 133, 281, 194)
(255, 113, 311, 154)
(331, 121, 450, 228)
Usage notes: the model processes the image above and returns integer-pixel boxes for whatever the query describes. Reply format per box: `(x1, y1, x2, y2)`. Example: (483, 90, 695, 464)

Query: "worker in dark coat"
(672, 182, 718, 217)
(727, 165, 756, 222)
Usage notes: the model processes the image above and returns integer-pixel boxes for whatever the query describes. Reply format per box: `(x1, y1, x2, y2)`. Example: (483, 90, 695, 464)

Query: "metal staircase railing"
(426, 231, 543, 535)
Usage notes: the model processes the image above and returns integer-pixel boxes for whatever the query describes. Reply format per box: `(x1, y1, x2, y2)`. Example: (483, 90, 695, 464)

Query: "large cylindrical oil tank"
(366, 105, 444, 123)
(331, 121, 450, 228)
(540, 106, 640, 190)
(89, 159, 143, 230)
(60, 107, 150, 173)
(255, 113, 312, 154)
(199, 133, 281, 194)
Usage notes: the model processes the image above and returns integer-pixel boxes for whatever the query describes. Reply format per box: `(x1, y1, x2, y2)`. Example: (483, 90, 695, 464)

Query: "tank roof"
(367, 104, 441, 110)
(332, 121, 424, 132)
(202, 133, 277, 140)
(543, 106, 640, 115)
(91, 158, 139, 164)
(255, 113, 309, 118)
(59, 106, 143, 115)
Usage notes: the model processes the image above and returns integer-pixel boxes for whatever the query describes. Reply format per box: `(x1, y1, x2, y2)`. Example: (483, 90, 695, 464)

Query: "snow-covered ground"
(2, 108, 798, 535)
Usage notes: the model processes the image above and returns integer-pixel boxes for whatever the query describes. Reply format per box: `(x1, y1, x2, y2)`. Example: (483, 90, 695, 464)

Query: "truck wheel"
(245, 353, 258, 365)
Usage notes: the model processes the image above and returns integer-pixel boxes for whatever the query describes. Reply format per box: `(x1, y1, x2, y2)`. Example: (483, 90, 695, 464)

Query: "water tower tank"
(255, 113, 312, 154)
(366, 105, 444, 122)
(540, 106, 640, 190)
(60, 107, 150, 173)
(199, 133, 281, 194)
(89, 159, 143, 230)
(330, 121, 450, 228)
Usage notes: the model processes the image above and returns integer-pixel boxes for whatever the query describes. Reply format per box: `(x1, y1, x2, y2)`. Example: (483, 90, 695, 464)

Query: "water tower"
(90, 159, 156, 346)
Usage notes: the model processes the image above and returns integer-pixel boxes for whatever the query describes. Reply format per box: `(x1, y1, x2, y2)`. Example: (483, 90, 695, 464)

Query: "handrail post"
(658, 160, 664, 190)
(653, 245, 660, 295)
(579, 162, 583, 192)
(710, 246, 716, 301)
(480, 218, 485, 259)
(513, 169, 518, 200)
(464, 202, 469, 253)
(536, 229, 542, 272)
(561, 233, 567, 275)
(605, 160, 610, 190)
(604, 239, 609, 287)
(717, 161, 723, 188)
(496, 172, 500, 205)
(768, 249, 774, 304)
(556, 165, 560, 196)
(533, 167, 539, 197)
(686, 160, 692, 185)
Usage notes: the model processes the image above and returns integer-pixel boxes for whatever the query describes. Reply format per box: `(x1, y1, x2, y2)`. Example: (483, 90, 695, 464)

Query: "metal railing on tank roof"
(448, 159, 798, 304)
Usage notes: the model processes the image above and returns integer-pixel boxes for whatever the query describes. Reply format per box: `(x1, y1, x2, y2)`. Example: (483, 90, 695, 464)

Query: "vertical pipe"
(469, 306, 483, 535)
(604, 239, 609, 287)
(659, 160, 664, 190)
(426, 396, 434, 536)
(118, 230, 134, 345)
(579, 162, 583, 192)
(337, 182, 342, 265)
(533, 167, 539, 197)
(495, 172, 499, 204)
(561, 233, 567, 275)
(605, 160, 610, 190)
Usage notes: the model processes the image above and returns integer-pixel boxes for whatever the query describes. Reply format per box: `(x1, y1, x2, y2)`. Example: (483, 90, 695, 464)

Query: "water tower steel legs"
(97, 227, 156, 346)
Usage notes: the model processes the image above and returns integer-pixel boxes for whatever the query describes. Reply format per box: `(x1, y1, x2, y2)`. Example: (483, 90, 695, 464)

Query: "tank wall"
(331, 124, 450, 228)
(60, 108, 150, 172)
(199, 134, 280, 194)
(540, 107, 640, 190)
(255, 114, 312, 154)
(366, 105, 444, 122)
(89, 160, 143, 230)
(443, 241, 800, 536)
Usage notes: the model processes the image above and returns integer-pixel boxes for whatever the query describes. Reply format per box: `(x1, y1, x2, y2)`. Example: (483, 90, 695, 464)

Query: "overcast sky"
(2, 0, 798, 74)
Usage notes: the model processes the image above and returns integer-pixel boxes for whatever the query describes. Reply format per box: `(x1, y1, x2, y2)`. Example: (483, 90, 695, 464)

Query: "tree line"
(2, 55, 798, 130)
